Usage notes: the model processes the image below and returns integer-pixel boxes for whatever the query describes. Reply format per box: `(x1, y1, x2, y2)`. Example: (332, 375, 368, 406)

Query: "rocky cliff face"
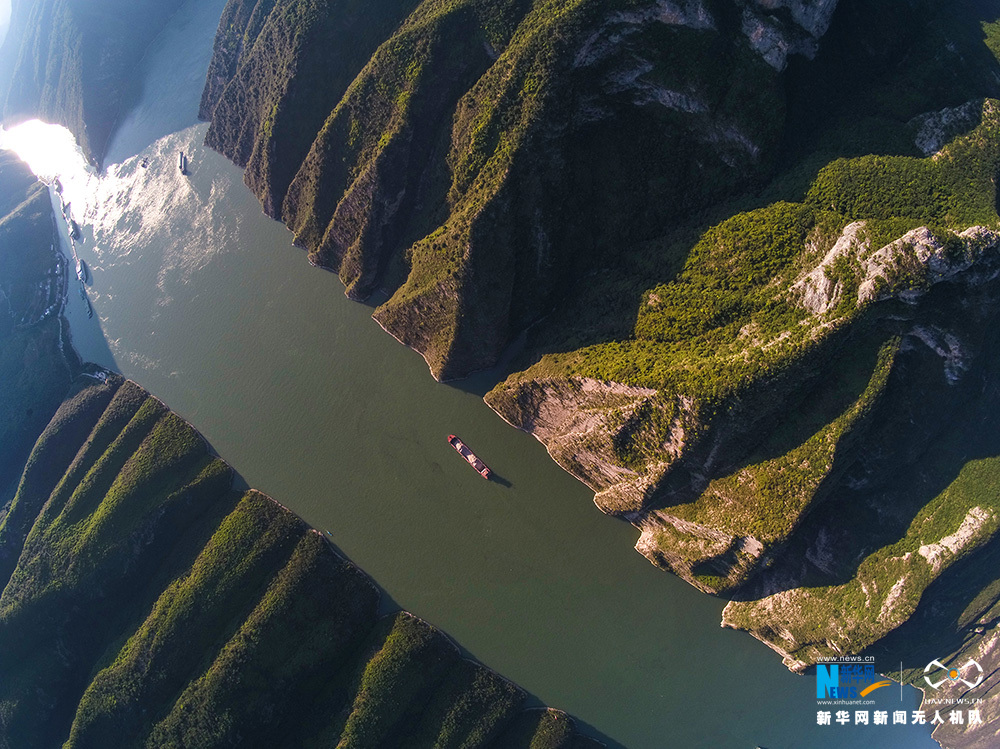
(202, 0, 813, 379)
(199, 0, 1000, 383)
(488, 98, 1000, 747)
(0, 0, 184, 164)
(196, 3, 1000, 745)
(741, 0, 839, 69)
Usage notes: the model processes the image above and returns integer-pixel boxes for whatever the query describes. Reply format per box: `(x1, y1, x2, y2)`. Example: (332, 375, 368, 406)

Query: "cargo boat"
(447, 435, 491, 479)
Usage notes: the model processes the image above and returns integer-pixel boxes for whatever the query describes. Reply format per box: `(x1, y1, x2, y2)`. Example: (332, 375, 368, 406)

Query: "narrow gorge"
(0, 153, 599, 748)
(191, 2, 1000, 745)
(5, 0, 1000, 747)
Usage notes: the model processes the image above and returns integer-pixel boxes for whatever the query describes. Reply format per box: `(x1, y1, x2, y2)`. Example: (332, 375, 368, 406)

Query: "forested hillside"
(0, 376, 600, 749)
(196, 3, 1000, 745)
(7, 0, 1000, 746)
(0, 149, 598, 748)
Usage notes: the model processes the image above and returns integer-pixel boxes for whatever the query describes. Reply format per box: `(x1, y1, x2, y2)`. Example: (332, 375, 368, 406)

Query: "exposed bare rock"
(791, 221, 868, 314)
(858, 226, 1000, 305)
(919, 507, 993, 573)
(741, 0, 840, 70)
(741, 8, 794, 70)
(905, 325, 971, 384)
(911, 100, 984, 156)
(794, 224, 1000, 317)
(750, 0, 839, 38)
(574, 0, 715, 69)
(635, 510, 767, 590)
(488, 377, 657, 500)
(724, 496, 1000, 672)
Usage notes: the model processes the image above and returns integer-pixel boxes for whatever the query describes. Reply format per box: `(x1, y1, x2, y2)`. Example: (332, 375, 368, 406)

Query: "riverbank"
(0, 0, 941, 741)
(0, 367, 602, 747)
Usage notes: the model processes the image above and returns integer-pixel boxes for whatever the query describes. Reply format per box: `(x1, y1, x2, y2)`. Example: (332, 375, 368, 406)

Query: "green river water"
(1, 1, 938, 746)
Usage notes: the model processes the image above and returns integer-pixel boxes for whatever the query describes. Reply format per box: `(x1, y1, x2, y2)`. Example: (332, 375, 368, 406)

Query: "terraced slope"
(0, 375, 600, 749)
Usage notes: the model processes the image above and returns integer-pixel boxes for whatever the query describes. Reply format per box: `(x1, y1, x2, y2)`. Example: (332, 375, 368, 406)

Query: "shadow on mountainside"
(726, 291, 1000, 602)
(506, 0, 1000, 376)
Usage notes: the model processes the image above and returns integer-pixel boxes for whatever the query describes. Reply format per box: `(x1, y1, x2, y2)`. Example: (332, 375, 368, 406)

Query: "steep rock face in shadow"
(0, 0, 184, 164)
(202, 0, 806, 379)
(0, 150, 70, 520)
(201, 0, 422, 218)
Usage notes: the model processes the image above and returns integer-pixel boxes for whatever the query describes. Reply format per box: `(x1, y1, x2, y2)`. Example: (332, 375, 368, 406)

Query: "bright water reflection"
(0, 119, 94, 222)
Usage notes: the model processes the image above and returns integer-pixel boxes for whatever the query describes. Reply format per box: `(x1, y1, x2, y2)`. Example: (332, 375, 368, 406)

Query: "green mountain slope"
(0, 146, 597, 746)
(198, 2, 1000, 746)
(0, 150, 70, 520)
(202, 0, 803, 378)
(0, 372, 599, 748)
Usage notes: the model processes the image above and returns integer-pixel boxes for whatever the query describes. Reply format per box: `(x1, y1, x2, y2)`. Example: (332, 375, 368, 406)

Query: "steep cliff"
(0, 150, 71, 519)
(202, 0, 818, 378)
(484, 75, 1000, 749)
(201, 0, 1000, 382)
(196, 4, 1000, 744)
(0, 0, 185, 164)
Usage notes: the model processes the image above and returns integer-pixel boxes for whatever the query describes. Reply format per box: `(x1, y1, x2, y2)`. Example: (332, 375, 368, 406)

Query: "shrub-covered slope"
(0, 0, 185, 164)
(200, 0, 1000, 381)
(163, 1, 1000, 746)
(0, 375, 598, 749)
(201, 0, 833, 378)
(482, 33, 1000, 749)
(198, 4, 1000, 744)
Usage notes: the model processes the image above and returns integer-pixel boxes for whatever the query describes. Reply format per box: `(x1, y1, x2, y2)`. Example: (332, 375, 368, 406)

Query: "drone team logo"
(923, 659, 984, 690)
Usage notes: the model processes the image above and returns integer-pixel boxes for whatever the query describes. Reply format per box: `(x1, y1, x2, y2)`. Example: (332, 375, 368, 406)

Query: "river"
(1, 1, 937, 746)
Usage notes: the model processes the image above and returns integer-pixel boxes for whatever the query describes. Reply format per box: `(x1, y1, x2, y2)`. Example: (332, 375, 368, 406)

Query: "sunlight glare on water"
(0, 119, 95, 222)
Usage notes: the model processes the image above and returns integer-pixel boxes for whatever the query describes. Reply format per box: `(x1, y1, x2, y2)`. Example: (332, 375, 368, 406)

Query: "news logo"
(817, 662, 892, 700)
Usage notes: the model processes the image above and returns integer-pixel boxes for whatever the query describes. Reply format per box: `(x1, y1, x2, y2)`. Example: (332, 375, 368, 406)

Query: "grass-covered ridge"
(0, 374, 599, 748)
(203, 0, 790, 379)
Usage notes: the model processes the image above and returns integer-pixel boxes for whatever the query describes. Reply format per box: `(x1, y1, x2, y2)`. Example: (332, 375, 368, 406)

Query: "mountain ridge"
(193, 3, 1000, 745)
